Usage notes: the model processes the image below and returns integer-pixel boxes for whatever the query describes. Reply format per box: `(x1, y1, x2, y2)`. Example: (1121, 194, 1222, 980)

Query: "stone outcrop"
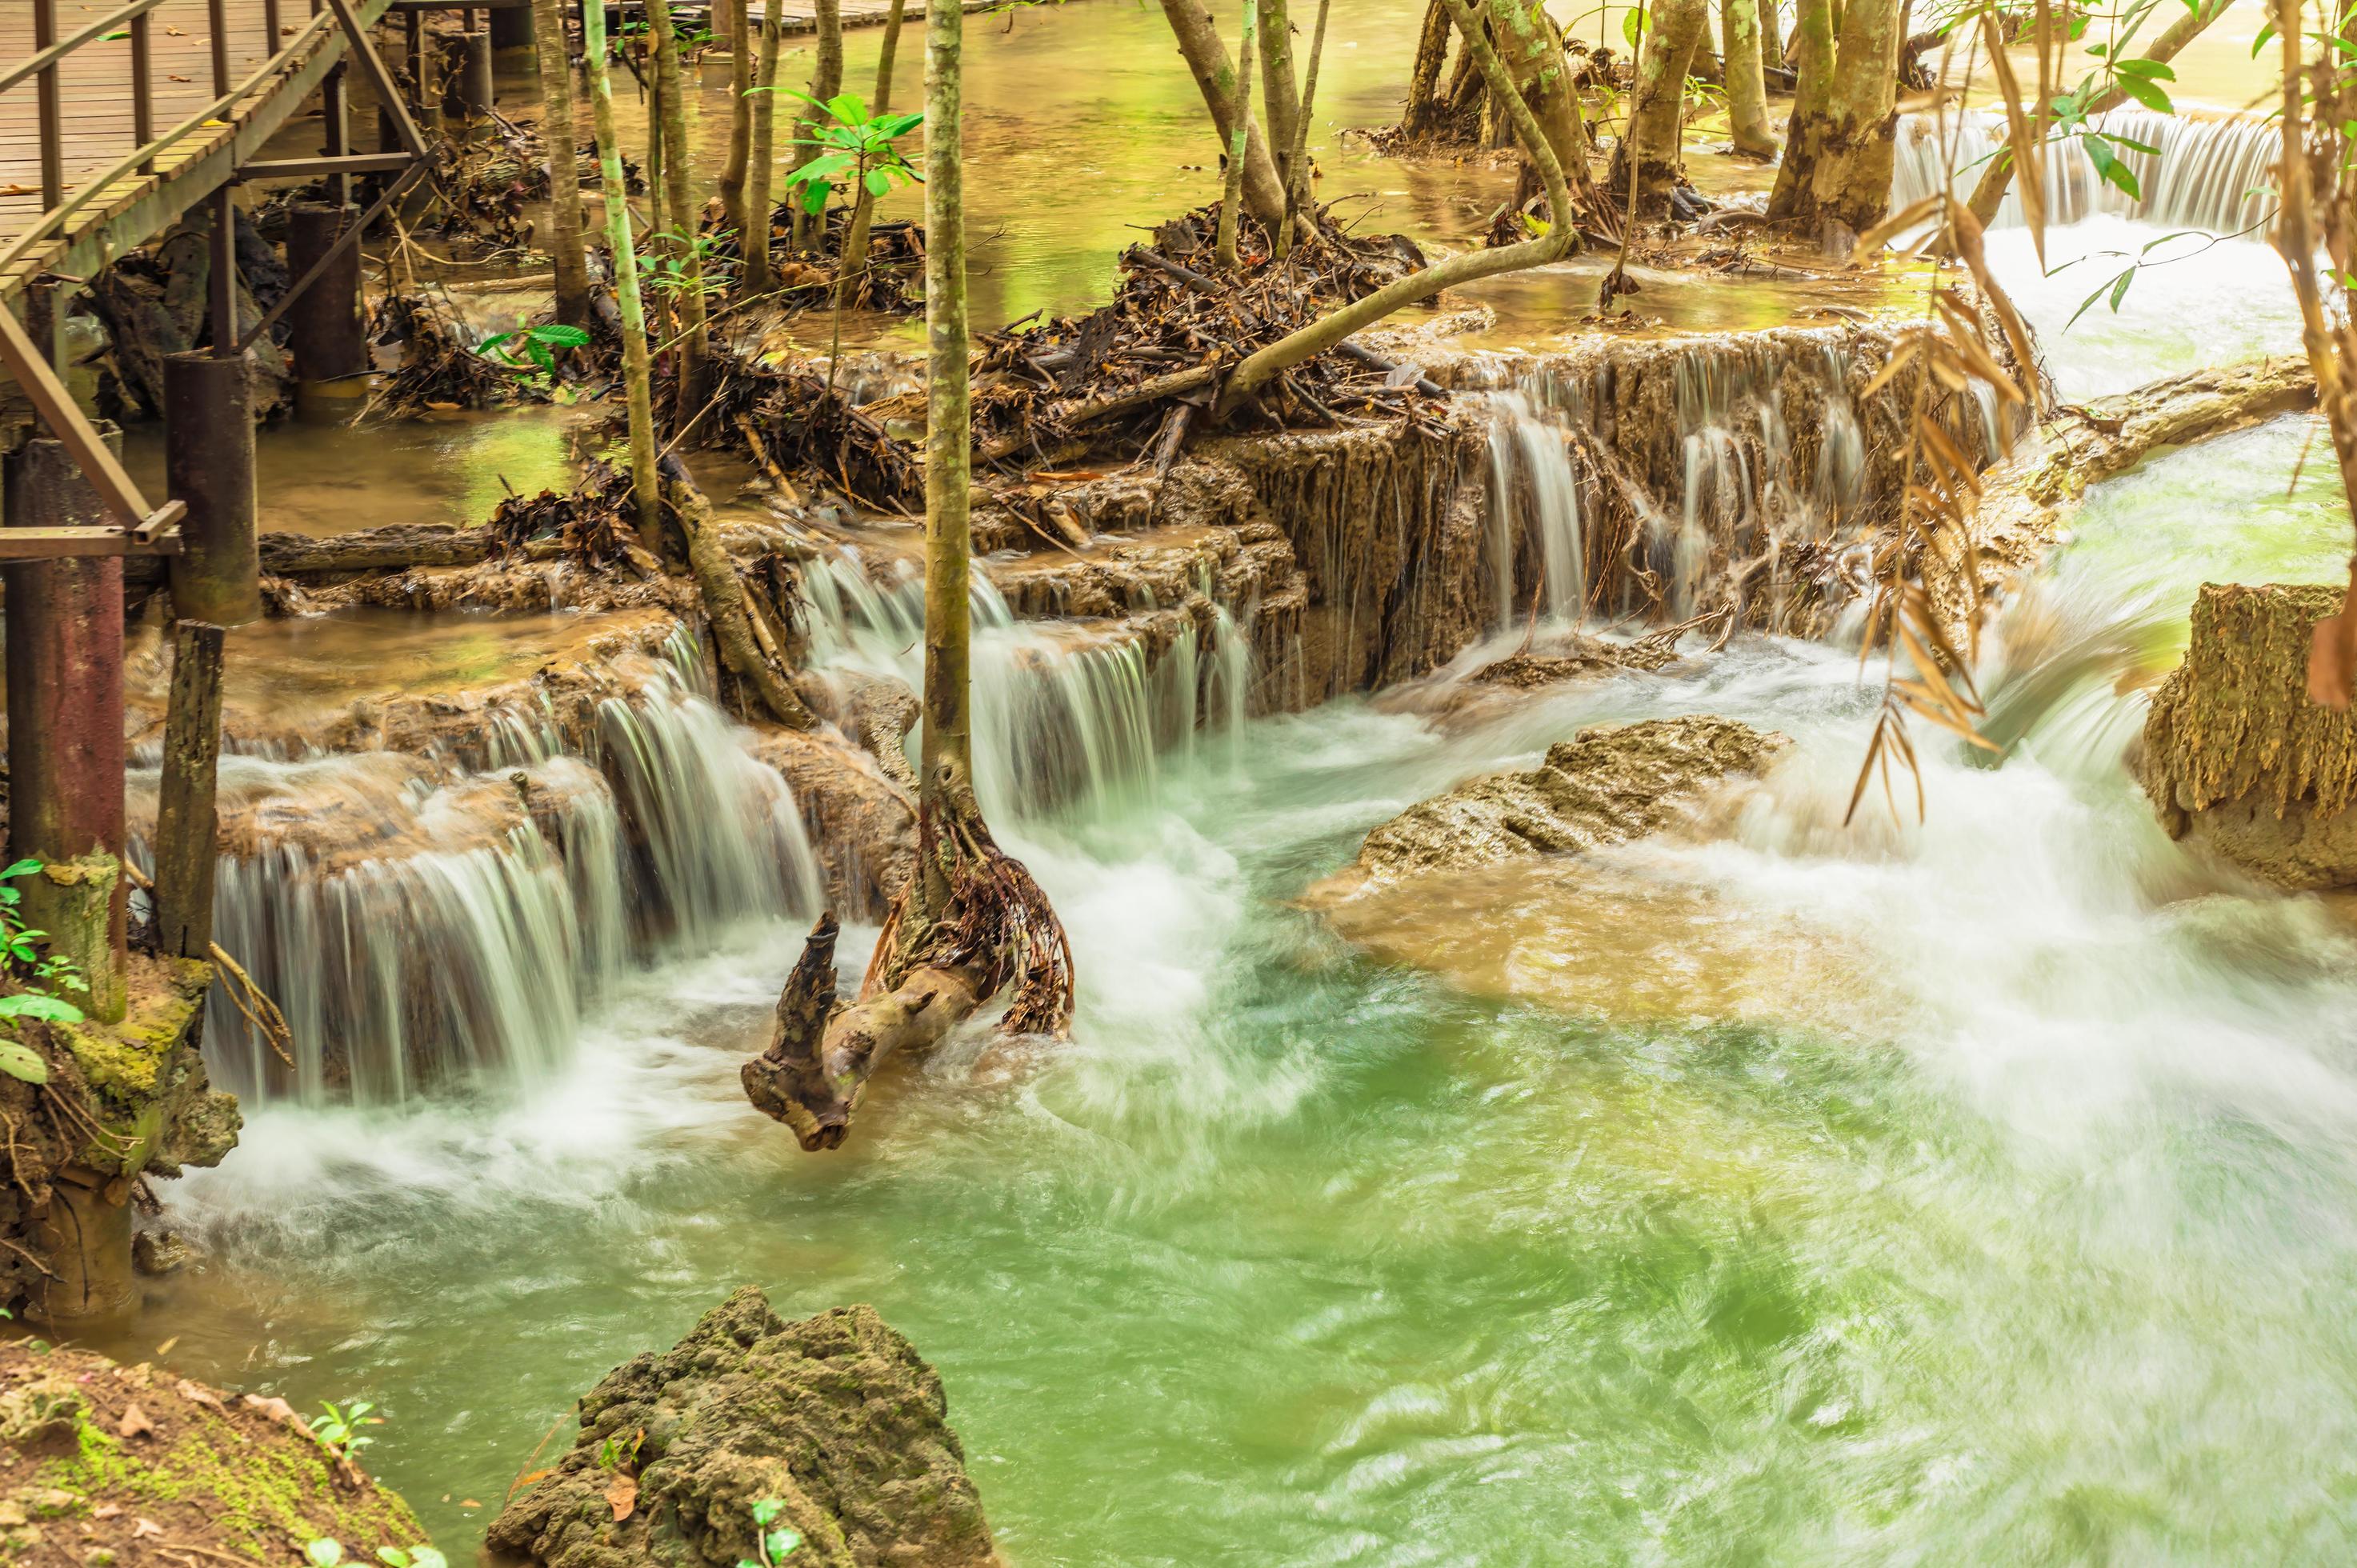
(748, 727, 915, 922)
(1308, 715, 1792, 905)
(2140, 582, 2357, 888)
(489, 1286, 1000, 1568)
(0, 1339, 428, 1563)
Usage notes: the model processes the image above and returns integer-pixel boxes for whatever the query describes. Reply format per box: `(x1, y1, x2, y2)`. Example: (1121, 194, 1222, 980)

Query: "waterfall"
(1485, 392, 1588, 627)
(1889, 109, 2278, 234)
(169, 653, 824, 1107)
(800, 548, 1252, 819)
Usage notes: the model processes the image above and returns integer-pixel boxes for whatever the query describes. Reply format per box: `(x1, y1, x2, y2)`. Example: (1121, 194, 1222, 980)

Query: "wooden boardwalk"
(0, 0, 396, 302)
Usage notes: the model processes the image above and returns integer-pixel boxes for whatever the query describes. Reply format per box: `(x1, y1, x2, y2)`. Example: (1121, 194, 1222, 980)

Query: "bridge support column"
(285, 203, 370, 414)
(491, 3, 537, 63)
(446, 30, 496, 126)
(163, 352, 261, 625)
(1, 433, 130, 1027)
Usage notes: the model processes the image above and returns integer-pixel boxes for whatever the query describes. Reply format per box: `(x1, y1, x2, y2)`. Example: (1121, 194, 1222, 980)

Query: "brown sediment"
(490, 1286, 1002, 1568)
(2139, 582, 2357, 889)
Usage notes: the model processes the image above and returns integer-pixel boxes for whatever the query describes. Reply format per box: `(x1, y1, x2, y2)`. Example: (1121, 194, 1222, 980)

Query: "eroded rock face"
(1309, 715, 1792, 904)
(2140, 582, 2357, 888)
(489, 1286, 1000, 1568)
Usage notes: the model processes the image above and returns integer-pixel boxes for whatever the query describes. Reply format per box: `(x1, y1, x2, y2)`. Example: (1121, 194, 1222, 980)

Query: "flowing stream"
(52, 21, 2357, 1565)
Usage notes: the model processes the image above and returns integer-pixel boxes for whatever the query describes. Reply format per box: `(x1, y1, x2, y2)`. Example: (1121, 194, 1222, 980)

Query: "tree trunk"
(1722, 0, 1779, 157)
(1276, 0, 1331, 254)
(1482, 0, 1591, 177)
(834, 0, 910, 311)
(719, 0, 754, 259)
(1259, 0, 1299, 166)
(1765, 0, 1900, 238)
(1759, 0, 1784, 74)
(1157, 0, 1290, 226)
(676, 476, 818, 727)
(582, 0, 662, 549)
(922, 0, 974, 838)
(647, 0, 713, 420)
(1405, 0, 1454, 134)
(1963, 0, 2233, 227)
(1217, 0, 1260, 267)
(1611, 0, 1710, 214)
(745, 0, 784, 290)
(790, 0, 846, 251)
(530, 0, 591, 325)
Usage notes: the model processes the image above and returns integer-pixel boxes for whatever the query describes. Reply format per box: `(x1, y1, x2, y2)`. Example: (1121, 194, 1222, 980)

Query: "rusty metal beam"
(0, 528, 183, 560)
(240, 151, 416, 180)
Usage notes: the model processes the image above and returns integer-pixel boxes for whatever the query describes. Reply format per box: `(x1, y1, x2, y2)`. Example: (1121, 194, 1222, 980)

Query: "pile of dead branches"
(488, 459, 639, 567)
(720, 206, 928, 313)
(364, 293, 558, 417)
(960, 203, 1439, 470)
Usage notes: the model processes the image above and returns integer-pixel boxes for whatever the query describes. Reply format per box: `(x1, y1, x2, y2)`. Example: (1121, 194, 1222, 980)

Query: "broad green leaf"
(376, 1550, 412, 1568)
(2113, 57, 2176, 79)
(0, 860, 42, 880)
(1622, 5, 1647, 48)
(2253, 18, 2278, 55)
(0, 1041, 48, 1084)
(2107, 266, 2135, 311)
(0, 994, 82, 1025)
(530, 324, 592, 348)
(2112, 74, 2173, 113)
(862, 168, 892, 197)
(306, 1542, 346, 1568)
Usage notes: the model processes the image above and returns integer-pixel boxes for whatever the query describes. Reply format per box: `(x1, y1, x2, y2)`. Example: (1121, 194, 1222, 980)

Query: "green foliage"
(474, 323, 593, 377)
(306, 1542, 345, 1568)
(309, 1400, 379, 1460)
(637, 226, 738, 300)
(757, 90, 924, 218)
(734, 1498, 801, 1565)
(377, 1547, 449, 1568)
(0, 858, 84, 1080)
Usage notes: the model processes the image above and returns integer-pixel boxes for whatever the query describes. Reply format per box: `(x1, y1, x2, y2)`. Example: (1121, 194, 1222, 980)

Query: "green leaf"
(2108, 266, 2135, 312)
(0, 1042, 48, 1084)
(800, 184, 830, 215)
(306, 1542, 346, 1568)
(750, 1501, 784, 1527)
(2113, 57, 2176, 79)
(529, 324, 592, 348)
(377, 1550, 411, 1568)
(862, 167, 893, 197)
(2082, 134, 2143, 201)
(0, 994, 82, 1026)
(0, 860, 42, 880)
(764, 1527, 802, 1558)
(410, 1552, 448, 1568)
(2112, 74, 2174, 113)
(1621, 5, 1647, 48)
(2253, 18, 2278, 55)
(872, 111, 924, 141)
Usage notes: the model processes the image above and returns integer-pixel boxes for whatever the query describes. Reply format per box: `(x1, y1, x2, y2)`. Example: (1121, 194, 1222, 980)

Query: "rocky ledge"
(489, 1286, 1001, 1568)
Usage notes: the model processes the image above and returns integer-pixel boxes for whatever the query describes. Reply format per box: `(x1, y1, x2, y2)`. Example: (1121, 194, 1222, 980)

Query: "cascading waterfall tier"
(1890, 109, 2278, 233)
(797, 548, 1249, 818)
(132, 638, 825, 1106)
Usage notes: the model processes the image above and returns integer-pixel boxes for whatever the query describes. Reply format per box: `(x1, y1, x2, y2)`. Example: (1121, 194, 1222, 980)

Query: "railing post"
(0, 431, 131, 1028)
(208, 0, 233, 98)
(34, 0, 64, 210)
(323, 61, 352, 207)
(209, 186, 240, 358)
(131, 8, 156, 174)
(266, 0, 284, 53)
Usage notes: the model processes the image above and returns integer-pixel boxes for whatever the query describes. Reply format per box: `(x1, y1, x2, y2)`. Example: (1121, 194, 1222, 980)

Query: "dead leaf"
(117, 1403, 158, 1439)
(165, 22, 183, 33)
(506, 1467, 554, 1496)
(605, 1472, 638, 1522)
(155, 1336, 179, 1357)
(132, 1518, 163, 1540)
(459, 1499, 481, 1510)
(174, 1378, 225, 1413)
(0, 185, 30, 197)
(91, 1504, 122, 1521)
(241, 1393, 300, 1426)
(167, 74, 190, 82)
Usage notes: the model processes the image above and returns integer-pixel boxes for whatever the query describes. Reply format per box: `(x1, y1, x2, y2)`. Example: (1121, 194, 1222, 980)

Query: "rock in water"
(1308, 714, 1791, 904)
(489, 1287, 1002, 1568)
(2140, 582, 2357, 888)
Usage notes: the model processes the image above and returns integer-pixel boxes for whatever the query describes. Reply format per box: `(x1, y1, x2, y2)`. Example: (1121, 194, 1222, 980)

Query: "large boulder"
(1308, 714, 1791, 904)
(488, 1287, 1001, 1568)
(0, 1339, 430, 1564)
(2140, 582, 2357, 888)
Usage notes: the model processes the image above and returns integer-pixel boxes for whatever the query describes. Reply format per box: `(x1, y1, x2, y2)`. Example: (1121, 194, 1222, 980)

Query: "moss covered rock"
(488, 1286, 1001, 1568)
(0, 1340, 429, 1565)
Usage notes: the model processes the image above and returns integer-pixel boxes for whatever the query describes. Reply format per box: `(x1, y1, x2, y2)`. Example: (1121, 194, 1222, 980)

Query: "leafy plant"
(306, 1542, 345, 1568)
(636, 227, 738, 302)
(475, 323, 593, 377)
(733, 1498, 802, 1566)
(377, 1548, 450, 1568)
(310, 1398, 380, 1458)
(760, 90, 924, 218)
(0, 858, 84, 1083)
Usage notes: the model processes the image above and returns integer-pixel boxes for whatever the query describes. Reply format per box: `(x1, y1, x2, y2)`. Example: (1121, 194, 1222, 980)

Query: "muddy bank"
(0, 1339, 429, 1565)
(2140, 582, 2357, 888)
(490, 1286, 1000, 1568)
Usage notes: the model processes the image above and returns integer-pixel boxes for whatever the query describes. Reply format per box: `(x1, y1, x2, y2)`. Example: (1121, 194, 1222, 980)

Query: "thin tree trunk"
(1276, 0, 1331, 255)
(582, 0, 662, 549)
(790, 0, 845, 251)
(1481, 0, 1604, 224)
(646, 57, 664, 242)
(719, 0, 754, 260)
(1222, 0, 1579, 410)
(1405, 0, 1453, 134)
(1766, 0, 1901, 237)
(1259, 0, 1299, 165)
(1611, 0, 1709, 213)
(1760, 0, 1784, 72)
(530, 0, 591, 324)
(921, 0, 973, 841)
(647, 0, 712, 418)
(1158, 0, 1290, 226)
(834, 0, 910, 311)
(1963, 0, 2232, 226)
(1218, 0, 1260, 267)
(1723, 0, 1779, 157)
(745, 0, 783, 290)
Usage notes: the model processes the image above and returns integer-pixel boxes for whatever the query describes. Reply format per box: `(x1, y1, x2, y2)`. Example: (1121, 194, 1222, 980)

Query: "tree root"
(741, 797, 1074, 1151)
